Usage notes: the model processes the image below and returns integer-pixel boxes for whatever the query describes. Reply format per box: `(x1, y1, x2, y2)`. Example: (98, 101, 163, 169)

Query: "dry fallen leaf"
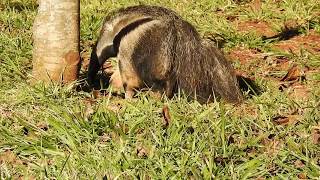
(297, 173, 307, 179)
(294, 160, 305, 169)
(281, 64, 303, 82)
(214, 156, 228, 165)
(311, 127, 320, 144)
(36, 122, 49, 131)
(272, 116, 289, 125)
(162, 105, 171, 128)
(136, 146, 148, 158)
(272, 115, 298, 125)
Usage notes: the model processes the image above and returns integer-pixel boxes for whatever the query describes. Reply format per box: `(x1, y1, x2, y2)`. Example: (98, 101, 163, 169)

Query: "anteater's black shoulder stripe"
(113, 17, 154, 55)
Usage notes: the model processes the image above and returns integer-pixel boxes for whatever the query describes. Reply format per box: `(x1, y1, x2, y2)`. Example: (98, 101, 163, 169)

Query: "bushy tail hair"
(172, 19, 242, 103)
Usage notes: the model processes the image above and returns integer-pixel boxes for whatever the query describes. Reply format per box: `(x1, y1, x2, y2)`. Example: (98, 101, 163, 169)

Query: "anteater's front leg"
(118, 58, 142, 99)
(109, 65, 123, 92)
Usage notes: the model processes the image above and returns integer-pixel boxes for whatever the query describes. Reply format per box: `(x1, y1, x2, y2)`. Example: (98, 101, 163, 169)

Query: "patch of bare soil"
(228, 47, 265, 64)
(0, 150, 26, 169)
(273, 30, 320, 54)
(235, 20, 277, 38)
(0, 150, 21, 164)
(228, 45, 293, 75)
(287, 82, 311, 100)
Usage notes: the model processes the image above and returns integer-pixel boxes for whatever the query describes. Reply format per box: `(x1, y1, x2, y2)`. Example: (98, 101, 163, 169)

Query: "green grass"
(0, 0, 319, 179)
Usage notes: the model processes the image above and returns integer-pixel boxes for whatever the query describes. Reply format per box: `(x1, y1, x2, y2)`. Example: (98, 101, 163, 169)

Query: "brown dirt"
(287, 82, 311, 100)
(235, 20, 277, 38)
(228, 25, 319, 100)
(274, 30, 320, 54)
(0, 150, 24, 166)
(228, 47, 264, 64)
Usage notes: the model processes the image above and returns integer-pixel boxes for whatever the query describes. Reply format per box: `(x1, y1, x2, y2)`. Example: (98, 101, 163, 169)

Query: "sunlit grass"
(0, 0, 319, 179)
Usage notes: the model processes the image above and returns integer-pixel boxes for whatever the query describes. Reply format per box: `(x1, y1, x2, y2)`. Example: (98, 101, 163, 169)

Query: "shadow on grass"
(77, 71, 110, 92)
(262, 27, 301, 41)
(261, 18, 320, 42)
(78, 69, 263, 102)
(237, 75, 263, 97)
(77, 71, 126, 98)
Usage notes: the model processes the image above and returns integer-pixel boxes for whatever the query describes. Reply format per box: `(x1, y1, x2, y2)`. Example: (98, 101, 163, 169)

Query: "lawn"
(0, 0, 319, 179)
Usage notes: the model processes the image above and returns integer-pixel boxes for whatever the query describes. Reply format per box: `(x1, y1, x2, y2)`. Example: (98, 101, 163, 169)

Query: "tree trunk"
(32, 0, 80, 83)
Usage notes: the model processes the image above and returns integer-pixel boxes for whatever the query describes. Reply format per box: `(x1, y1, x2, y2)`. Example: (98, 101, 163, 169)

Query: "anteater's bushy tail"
(173, 20, 243, 103)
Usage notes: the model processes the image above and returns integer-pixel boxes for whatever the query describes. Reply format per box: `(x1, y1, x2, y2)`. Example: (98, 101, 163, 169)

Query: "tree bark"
(32, 0, 80, 83)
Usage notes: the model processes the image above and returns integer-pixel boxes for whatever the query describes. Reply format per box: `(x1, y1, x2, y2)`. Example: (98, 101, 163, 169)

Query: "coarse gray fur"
(88, 5, 243, 103)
